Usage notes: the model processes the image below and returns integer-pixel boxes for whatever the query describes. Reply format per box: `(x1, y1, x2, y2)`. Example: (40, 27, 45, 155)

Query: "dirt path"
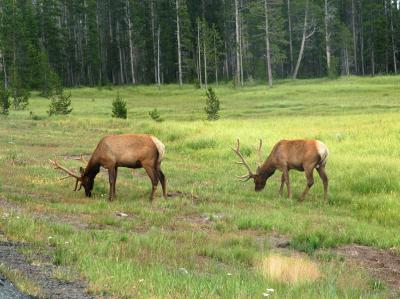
(0, 240, 95, 299)
(334, 245, 400, 296)
(0, 273, 31, 299)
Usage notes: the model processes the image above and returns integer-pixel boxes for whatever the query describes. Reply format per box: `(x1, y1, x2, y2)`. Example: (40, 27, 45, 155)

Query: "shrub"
(149, 108, 163, 122)
(12, 89, 30, 110)
(0, 87, 10, 115)
(48, 92, 73, 116)
(204, 87, 220, 120)
(29, 111, 45, 121)
(112, 93, 127, 119)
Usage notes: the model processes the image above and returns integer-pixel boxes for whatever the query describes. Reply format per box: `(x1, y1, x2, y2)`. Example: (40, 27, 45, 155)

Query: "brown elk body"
(232, 139, 329, 201)
(50, 134, 166, 201)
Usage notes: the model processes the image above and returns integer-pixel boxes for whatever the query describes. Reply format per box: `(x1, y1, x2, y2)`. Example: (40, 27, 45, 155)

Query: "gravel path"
(0, 240, 95, 299)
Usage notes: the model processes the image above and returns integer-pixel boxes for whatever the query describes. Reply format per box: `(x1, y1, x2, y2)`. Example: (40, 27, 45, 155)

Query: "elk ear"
(79, 167, 85, 175)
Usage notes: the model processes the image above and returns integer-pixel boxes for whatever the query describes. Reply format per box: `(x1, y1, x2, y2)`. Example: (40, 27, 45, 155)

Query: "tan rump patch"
(150, 136, 165, 161)
(259, 254, 320, 284)
(316, 140, 329, 165)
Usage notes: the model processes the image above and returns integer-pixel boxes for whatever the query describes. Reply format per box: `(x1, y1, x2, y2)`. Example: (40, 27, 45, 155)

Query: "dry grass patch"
(259, 253, 321, 284)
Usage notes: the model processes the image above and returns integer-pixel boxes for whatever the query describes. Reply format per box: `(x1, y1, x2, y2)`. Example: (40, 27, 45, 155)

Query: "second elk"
(231, 139, 329, 201)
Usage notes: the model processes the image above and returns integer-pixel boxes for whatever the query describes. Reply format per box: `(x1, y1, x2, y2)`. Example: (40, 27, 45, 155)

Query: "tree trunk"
(213, 32, 219, 86)
(150, 0, 157, 84)
(224, 41, 229, 80)
(176, 0, 183, 85)
(360, 0, 365, 75)
(116, 21, 124, 84)
(351, 0, 358, 74)
(12, 0, 16, 101)
(197, 19, 202, 88)
(203, 22, 208, 89)
(2, 54, 7, 89)
(126, 0, 136, 84)
(293, 0, 311, 79)
(234, 0, 241, 86)
(345, 47, 350, 76)
(239, 12, 244, 86)
(287, 0, 293, 74)
(324, 0, 331, 72)
(371, 47, 375, 76)
(157, 26, 161, 88)
(390, 1, 397, 73)
(264, 0, 272, 87)
(96, 1, 103, 85)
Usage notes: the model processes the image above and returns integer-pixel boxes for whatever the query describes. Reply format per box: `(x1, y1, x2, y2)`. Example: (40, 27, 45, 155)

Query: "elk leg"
(317, 165, 328, 201)
(279, 174, 285, 196)
(158, 168, 167, 199)
(108, 167, 116, 201)
(113, 167, 118, 198)
(300, 168, 314, 202)
(283, 168, 291, 198)
(144, 166, 159, 201)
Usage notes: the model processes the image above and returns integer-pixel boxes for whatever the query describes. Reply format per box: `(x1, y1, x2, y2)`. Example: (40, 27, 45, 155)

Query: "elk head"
(49, 155, 93, 197)
(231, 139, 267, 191)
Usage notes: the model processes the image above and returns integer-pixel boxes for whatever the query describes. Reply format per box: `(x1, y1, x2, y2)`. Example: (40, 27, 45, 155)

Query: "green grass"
(1, 76, 400, 298)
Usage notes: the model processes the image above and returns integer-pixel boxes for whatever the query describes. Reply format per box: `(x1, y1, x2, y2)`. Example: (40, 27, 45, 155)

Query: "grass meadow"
(1, 76, 400, 298)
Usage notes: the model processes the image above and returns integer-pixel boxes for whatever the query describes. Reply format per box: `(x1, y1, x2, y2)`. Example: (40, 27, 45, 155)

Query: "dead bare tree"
(293, 0, 315, 79)
(176, 0, 183, 85)
(264, 0, 272, 87)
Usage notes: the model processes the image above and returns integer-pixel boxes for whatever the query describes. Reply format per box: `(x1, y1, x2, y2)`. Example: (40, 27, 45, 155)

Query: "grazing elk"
(49, 134, 166, 201)
(231, 139, 329, 201)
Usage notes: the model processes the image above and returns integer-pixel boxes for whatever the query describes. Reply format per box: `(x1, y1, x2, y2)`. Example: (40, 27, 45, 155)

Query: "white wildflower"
(179, 268, 189, 275)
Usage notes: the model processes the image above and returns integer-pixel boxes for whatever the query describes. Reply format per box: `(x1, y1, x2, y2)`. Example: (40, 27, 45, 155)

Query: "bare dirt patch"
(334, 245, 400, 295)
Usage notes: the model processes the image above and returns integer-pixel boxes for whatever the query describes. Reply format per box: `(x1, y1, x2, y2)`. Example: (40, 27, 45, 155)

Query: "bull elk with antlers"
(232, 139, 329, 201)
(49, 134, 167, 201)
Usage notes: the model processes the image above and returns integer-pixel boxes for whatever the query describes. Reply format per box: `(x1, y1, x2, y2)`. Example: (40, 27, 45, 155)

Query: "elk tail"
(151, 136, 166, 162)
(316, 140, 329, 169)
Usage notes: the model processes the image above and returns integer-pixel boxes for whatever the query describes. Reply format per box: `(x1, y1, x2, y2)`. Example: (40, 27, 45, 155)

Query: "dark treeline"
(0, 0, 399, 92)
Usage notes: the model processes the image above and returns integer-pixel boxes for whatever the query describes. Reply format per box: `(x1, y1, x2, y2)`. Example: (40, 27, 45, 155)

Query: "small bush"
(0, 87, 10, 115)
(149, 108, 163, 122)
(112, 93, 127, 119)
(48, 92, 73, 116)
(12, 90, 30, 110)
(29, 111, 45, 121)
(204, 87, 220, 120)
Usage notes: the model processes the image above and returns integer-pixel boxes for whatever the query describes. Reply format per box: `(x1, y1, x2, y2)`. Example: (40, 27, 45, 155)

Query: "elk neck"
(257, 156, 276, 179)
(83, 157, 100, 180)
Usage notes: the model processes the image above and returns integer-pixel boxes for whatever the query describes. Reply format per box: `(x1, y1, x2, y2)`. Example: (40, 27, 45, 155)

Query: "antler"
(72, 154, 88, 165)
(49, 159, 81, 191)
(231, 139, 255, 181)
(256, 139, 263, 166)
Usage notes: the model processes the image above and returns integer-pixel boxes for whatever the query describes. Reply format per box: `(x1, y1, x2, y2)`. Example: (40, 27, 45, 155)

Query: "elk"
(49, 134, 166, 201)
(231, 139, 328, 201)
